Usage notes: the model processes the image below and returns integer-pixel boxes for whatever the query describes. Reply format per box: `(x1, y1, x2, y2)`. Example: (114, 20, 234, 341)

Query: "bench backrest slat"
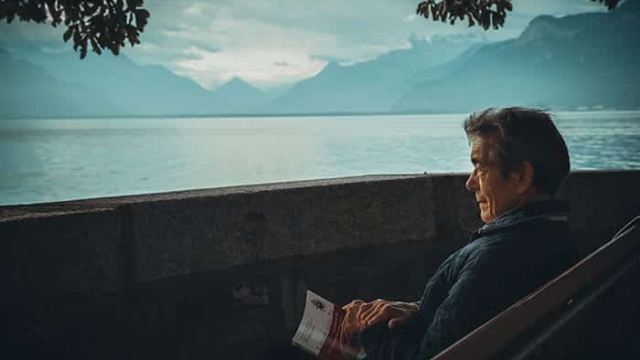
(431, 216, 640, 360)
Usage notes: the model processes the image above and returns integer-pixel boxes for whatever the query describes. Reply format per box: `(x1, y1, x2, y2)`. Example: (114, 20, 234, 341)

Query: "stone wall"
(1, 171, 638, 359)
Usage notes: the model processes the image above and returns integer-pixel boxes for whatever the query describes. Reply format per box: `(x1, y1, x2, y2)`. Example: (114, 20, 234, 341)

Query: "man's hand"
(356, 299, 419, 330)
(341, 299, 366, 342)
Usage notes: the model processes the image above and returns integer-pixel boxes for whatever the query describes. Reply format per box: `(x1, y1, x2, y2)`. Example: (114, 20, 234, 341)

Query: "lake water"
(1, 111, 639, 206)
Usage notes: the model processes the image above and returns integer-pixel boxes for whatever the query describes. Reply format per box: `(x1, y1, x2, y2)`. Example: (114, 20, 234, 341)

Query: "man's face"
(465, 137, 521, 223)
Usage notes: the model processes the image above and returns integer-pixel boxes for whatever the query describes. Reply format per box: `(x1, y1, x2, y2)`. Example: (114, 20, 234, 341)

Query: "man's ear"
(513, 161, 535, 195)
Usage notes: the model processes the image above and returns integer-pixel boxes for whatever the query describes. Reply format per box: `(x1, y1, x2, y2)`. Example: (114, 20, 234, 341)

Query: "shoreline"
(2, 108, 640, 122)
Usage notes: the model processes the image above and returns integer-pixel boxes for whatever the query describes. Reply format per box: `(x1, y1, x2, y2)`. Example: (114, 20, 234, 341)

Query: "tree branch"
(0, 0, 149, 59)
(415, 0, 621, 30)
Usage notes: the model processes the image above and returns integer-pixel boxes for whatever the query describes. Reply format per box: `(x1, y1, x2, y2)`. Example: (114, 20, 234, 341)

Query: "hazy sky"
(1, 0, 608, 90)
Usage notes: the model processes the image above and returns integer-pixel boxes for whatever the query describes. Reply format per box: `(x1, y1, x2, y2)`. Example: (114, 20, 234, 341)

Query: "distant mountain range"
(1, 1, 638, 119)
(393, 0, 640, 113)
(0, 47, 118, 118)
(265, 34, 485, 114)
(0, 44, 271, 118)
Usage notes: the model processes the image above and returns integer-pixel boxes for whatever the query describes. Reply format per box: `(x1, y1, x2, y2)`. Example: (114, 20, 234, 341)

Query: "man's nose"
(466, 172, 478, 191)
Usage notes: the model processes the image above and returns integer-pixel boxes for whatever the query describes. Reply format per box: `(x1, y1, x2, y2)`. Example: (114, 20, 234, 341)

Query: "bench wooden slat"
(431, 216, 640, 360)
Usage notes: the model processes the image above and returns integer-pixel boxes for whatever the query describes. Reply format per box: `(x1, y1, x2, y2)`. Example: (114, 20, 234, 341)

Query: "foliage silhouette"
(415, 0, 620, 30)
(0, 0, 149, 59)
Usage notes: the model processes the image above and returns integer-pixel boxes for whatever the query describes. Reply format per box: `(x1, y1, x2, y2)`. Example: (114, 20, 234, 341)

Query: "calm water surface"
(1, 111, 639, 205)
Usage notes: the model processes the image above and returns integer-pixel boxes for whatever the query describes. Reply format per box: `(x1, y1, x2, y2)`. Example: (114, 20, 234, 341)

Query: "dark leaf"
(592, 0, 620, 11)
(73, 27, 81, 44)
(504, 1, 513, 11)
(484, 9, 492, 30)
(417, 2, 429, 18)
(134, 9, 149, 30)
(127, 0, 144, 8)
(63, 26, 73, 42)
(90, 38, 102, 55)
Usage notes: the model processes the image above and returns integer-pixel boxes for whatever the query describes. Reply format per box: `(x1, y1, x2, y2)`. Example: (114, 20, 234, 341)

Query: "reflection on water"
(0, 111, 639, 205)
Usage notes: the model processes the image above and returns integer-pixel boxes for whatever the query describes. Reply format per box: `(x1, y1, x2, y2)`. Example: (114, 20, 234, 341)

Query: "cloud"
(133, 0, 606, 87)
(132, 0, 426, 88)
(1, 0, 613, 88)
(403, 14, 418, 22)
(172, 46, 326, 90)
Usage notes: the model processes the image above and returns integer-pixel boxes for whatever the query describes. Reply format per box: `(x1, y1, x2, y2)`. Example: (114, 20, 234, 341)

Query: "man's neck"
(508, 191, 552, 217)
(526, 190, 552, 204)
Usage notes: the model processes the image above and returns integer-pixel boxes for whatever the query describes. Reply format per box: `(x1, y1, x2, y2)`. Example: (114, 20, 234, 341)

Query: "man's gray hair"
(463, 107, 570, 196)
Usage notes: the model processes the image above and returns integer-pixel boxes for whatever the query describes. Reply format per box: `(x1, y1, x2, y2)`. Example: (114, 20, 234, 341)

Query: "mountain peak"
(517, 13, 595, 43)
(216, 77, 262, 93)
(325, 61, 340, 69)
(210, 76, 267, 111)
(318, 61, 341, 75)
(408, 33, 427, 49)
(519, 15, 562, 42)
(227, 76, 248, 85)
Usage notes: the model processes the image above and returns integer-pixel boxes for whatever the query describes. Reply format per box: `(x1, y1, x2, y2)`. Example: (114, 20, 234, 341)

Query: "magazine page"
(292, 290, 366, 360)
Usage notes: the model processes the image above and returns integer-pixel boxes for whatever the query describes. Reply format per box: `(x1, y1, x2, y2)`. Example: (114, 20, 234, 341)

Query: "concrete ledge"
(557, 170, 640, 256)
(1, 171, 639, 294)
(127, 175, 437, 282)
(0, 208, 122, 296)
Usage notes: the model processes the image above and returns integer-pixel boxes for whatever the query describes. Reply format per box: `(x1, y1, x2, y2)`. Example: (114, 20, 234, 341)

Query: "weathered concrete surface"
(126, 175, 436, 282)
(1, 171, 639, 360)
(0, 207, 123, 295)
(557, 170, 640, 257)
(0, 208, 126, 360)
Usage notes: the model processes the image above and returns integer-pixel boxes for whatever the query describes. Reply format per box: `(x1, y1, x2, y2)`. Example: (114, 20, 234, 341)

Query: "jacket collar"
(475, 199, 570, 237)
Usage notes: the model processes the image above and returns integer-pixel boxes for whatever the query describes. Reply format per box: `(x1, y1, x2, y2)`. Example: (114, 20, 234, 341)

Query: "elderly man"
(342, 107, 576, 360)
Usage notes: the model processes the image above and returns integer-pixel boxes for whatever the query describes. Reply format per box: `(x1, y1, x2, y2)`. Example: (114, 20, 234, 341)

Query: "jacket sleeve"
(359, 255, 502, 360)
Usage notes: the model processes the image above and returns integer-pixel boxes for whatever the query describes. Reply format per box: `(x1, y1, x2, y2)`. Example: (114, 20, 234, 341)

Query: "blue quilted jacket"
(359, 200, 575, 360)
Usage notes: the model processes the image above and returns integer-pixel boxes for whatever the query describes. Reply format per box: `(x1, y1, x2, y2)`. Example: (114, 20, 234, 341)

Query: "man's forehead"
(469, 140, 487, 163)
(470, 140, 484, 151)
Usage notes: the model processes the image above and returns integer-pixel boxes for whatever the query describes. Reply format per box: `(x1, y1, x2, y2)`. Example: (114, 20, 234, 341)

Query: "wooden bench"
(431, 216, 640, 360)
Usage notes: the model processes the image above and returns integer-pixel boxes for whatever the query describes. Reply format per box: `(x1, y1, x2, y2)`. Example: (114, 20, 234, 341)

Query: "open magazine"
(292, 290, 367, 360)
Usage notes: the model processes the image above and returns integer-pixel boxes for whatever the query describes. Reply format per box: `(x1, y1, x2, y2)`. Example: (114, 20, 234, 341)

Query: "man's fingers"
(361, 303, 383, 324)
(363, 304, 394, 326)
(357, 300, 385, 324)
(342, 299, 364, 310)
(345, 299, 409, 329)
(365, 302, 419, 327)
(356, 301, 375, 321)
(343, 300, 418, 331)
